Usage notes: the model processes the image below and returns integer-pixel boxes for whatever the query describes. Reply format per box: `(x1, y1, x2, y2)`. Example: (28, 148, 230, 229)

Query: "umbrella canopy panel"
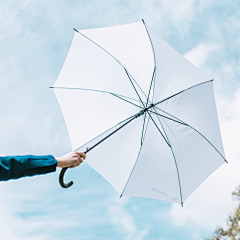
(76, 115, 144, 194)
(79, 22, 155, 99)
(145, 24, 210, 102)
(53, 88, 140, 150)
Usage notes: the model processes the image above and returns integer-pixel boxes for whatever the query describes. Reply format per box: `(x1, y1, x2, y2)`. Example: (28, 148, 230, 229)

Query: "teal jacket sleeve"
(0, 155, 58, 181)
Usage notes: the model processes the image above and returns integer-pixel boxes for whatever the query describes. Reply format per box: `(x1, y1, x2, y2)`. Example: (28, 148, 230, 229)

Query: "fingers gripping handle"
(59, 151, 88, 188)
(59, 167, 73, 188)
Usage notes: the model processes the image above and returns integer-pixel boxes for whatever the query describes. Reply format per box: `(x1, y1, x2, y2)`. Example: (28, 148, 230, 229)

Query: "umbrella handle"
(59, 167, 73, 188)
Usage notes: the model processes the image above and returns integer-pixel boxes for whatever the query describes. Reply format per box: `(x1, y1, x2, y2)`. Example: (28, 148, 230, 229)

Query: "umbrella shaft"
(84, 104, 155, 154)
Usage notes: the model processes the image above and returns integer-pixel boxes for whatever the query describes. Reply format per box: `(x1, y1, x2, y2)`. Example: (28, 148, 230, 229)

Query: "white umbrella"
(52, 20, 226, 206)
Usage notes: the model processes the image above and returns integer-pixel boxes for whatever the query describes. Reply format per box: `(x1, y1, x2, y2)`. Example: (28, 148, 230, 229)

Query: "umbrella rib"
(139, 65, 155, 145)
(111, 93, 144, 109)
(151, 66, 156, 103)
(138, 47, 156, 144)
(154, 79, 214, 106)
(139, 67, 156, 144)
(154, 107, 228, 163)
(151, 107, 184, 206)
(50, 86, 139, 102)
(139, 51, 156, 145)
(142, 19, 157, 115)
(124, 68, 146, 108)
(147, 112, 171, 147)
(142, 19, 157, 106)
(148, 110, 187, 126)
(140, 112, 147, 145)
(146, 66, 156, 105)
(120, 117, 151, 198)
(142, 19, 156, 69)
(140, 113, 152, 145)
(51, 86, 143, 109)
(124, 66, 150, 145)
(74, 29, 147, 100)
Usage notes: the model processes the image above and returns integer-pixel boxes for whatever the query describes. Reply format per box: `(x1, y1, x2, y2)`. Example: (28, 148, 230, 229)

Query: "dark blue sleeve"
(0, 155, 58, 181)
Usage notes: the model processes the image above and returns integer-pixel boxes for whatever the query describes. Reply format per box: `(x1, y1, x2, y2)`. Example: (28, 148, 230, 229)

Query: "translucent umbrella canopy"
(53, 20, 226, 205)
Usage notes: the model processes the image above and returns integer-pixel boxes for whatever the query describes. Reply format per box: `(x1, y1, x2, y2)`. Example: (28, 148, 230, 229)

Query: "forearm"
(0, 155, 58, 181)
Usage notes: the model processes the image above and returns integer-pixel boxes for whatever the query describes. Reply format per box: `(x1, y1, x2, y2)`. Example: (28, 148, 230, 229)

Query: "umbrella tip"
(73, 28, 78, 32)
(142, 19, 145, 23)
(120, 194, 122, 199)
(49, 86, 53, 88)
(181, 202, 183, 207)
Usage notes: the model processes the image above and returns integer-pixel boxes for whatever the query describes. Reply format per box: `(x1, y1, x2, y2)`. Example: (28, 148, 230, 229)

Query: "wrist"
(55, 157, 61, 167)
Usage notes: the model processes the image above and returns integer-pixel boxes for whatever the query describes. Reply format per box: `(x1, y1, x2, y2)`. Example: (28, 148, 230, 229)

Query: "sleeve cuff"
(26, 155, 58, 169)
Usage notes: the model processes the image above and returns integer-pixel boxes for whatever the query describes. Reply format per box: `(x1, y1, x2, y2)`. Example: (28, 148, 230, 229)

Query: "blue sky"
(0, 0, 239, 239)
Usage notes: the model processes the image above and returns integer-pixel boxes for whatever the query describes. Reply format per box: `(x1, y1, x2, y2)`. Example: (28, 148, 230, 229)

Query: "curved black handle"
(59, 167, 73, 188)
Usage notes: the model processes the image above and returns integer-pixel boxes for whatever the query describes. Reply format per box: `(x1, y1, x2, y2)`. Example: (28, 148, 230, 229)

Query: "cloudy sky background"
(0, 0, 239, 239)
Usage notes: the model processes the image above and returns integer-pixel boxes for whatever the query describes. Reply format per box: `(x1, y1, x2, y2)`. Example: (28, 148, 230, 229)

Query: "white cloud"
(0, 176, 53, 240)
(0, 3, 22, 41)
(108, 197, 150, 240)
(161, 0, 196, 32)
(0, 207, 19, 240)
(134, 0, 197, 37)
(184, 43, 220, 68)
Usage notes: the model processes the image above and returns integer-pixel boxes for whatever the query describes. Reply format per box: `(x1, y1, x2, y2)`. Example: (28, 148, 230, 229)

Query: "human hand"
(56, 152, 86, 168)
